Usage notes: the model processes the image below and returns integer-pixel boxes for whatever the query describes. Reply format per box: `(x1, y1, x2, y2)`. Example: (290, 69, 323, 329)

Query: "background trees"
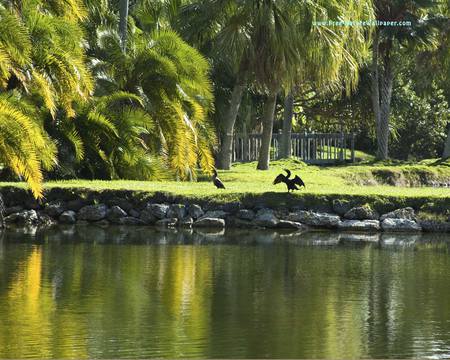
(0, 0, 449, 197)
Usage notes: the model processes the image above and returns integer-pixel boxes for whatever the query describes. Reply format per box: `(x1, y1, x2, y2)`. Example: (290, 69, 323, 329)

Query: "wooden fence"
(232, 132, 355, 164)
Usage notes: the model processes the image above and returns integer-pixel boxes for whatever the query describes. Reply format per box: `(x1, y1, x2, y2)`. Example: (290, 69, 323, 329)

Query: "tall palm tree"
(90, 23, 215, 180)
(256, 0, 372, 169)
(0, 0, 92, 197)
(371, 0, 441, 160)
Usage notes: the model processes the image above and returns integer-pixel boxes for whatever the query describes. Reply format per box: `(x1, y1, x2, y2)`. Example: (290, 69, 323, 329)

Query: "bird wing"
(214, 178, 225, 189)
(293, 175, 305, 187)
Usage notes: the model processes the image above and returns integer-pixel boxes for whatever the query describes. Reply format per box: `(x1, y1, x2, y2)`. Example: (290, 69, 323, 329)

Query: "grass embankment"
(0, 158, 449, 213)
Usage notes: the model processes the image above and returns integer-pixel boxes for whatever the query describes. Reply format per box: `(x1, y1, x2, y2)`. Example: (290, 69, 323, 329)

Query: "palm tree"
(371, 0, 441, 160)
(179, 0, 253, 170)
(90, 22, 215, 180)
(0, 0, 92, 197)
(256, 0, 372, 169)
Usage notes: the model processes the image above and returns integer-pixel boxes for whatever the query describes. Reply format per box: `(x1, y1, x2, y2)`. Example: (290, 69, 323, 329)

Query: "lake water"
(0, 225, 449, 359)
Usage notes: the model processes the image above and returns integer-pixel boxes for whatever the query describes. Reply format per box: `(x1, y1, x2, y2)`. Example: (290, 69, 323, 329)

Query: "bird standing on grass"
(212, 168, 226, 189)
(273, 169, 305, 192)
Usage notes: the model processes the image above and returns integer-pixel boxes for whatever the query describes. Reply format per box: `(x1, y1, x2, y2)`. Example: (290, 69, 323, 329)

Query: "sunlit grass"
(0, 159, 449, 201)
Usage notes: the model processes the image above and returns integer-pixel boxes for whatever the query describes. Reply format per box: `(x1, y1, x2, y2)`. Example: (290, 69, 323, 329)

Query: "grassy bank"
(1, 159, 449, 214)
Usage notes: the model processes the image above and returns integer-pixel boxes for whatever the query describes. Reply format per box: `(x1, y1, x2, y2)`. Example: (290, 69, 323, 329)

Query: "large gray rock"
(193, 217, 225, 228)
(253, 209, 279, 228)
(344, 206, 379, 220)
(139, 209, 156, 224)
(59, 210, 77, 224)
(4, 205, 23, 216)
(77, 204, 107, 221)
(380, 207, 416, 221)
(107, 205, 127, 223)
(236, 209, 256, 221)
(381, 218, 422, 232)
(66, 199, 85, 211)
(5, 210, 39, 225)
(276, 220, 304, 230)
(287, 211, 341, 228)
(45, 202, 65, 218)
(107, 198, 133, 212)
(188, 204, 204, 219)
(419, 220, 450, 233)
(338, 220, 380, 231)
(148, 203, 169, 219)
(167, 204, 187, 219)
(332, 199, 352, 216)
(200, 210, 228, 219)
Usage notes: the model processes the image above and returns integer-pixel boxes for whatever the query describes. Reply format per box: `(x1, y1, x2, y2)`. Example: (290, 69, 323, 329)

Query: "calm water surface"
(0, 226, 449, 359)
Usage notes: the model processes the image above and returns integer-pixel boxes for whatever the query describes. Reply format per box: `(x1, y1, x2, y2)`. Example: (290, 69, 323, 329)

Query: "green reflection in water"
(0, 226, 449, 359)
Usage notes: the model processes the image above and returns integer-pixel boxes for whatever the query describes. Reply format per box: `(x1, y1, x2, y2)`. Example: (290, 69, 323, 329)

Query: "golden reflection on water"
(0, 229, 448, 359)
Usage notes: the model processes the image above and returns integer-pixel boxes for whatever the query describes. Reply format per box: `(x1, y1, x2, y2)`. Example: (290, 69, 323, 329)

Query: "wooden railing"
(232, 132, 355, 164)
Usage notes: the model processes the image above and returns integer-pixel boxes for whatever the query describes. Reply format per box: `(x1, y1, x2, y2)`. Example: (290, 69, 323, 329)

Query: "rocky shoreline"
(0, 187, 449, 233)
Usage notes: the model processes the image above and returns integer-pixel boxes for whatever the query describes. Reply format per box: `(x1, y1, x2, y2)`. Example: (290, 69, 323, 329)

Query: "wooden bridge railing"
(232, 132, 355, 164)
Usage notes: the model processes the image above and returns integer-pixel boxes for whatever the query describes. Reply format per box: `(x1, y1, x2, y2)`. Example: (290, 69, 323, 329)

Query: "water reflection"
(0, 226, 449, 358)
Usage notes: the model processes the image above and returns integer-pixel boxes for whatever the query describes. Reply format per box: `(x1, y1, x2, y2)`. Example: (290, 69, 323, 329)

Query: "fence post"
(351, 133, 355, 162)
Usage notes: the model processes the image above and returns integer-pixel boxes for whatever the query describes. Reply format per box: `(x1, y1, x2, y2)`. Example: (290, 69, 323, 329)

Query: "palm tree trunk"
(280, 92, 294, 158)
(119, 0, 129, 52)
(257, 92, 277, 170)
(372, 32, 393, 160)
(443, 126, 450, 159)
(217, 75, 246, 170)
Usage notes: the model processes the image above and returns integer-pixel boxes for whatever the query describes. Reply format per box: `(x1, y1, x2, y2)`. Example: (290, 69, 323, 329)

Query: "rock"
(167, 204, 187, 219)
(179, 217, 194, 227)
(380, 207, 416, 221)
(381, 218, 422, 232)
(139, 209, 156, 224)
(419, 220, 450, 233)
(193, 217, 225, 228)
(332, 199, 352, 216)
(227, 217, 261, 229)
(76, 220, 89, 225)
(77, 204, 107, 221)
(253, 209, 279, 228)
(344, 205, 379, 220)
(66, 199, 86, 211)
(4, 205, 24, 216)
(24, 198, 40, 210)
(128, 209, 140, 218)
(5, 210, 39, 225)
(45, 202, 65, 218)
(200, 210, 228, 219)
(338, 220, 380, 231)
(59, 210, 77, 224)
(188, 204, 204, 219)
(106, 198, 133, 212)
(148, 203, 169, 219)
(221, 202, 241, 214)
(236, 209, 256, 221)
(276, 220, 304, 230)
(287, 211, 341, 228)
(117, 217, 145, 225)
(107, 205, 127, 223)
(156, 218, 178, 227)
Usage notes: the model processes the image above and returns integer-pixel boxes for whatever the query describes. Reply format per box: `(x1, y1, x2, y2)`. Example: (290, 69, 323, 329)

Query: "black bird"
(212, 168, 226, 189)
(273, 169, 305, 192)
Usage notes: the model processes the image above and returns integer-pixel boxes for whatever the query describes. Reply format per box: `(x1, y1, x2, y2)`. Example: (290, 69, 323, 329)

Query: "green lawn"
(1, 159, 449, 201)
